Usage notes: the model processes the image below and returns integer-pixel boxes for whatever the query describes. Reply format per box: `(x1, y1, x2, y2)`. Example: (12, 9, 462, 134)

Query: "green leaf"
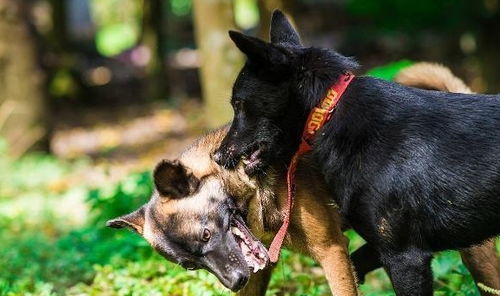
(365, 60, 413, 81)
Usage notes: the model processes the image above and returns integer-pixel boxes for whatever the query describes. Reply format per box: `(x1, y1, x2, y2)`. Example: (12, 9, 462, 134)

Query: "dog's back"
(357, 62, 500, 294)
(320, 69, 500, 250)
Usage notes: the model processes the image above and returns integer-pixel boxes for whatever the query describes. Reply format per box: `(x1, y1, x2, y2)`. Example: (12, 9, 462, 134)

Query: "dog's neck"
(294, 48, 359, 110)
(273, 48, 359, 163)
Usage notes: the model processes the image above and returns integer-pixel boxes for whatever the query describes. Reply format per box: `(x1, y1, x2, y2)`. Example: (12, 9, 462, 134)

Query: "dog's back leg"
(381, 249, 433, 296)
(350, 243, 382, 284)
(353, 240, 500, 294)
(460, 239, 500, 296)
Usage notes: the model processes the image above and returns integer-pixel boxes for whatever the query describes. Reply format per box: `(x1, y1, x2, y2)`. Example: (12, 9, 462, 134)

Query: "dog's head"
(213, 10, 358, 175)
(106, 159, 269, 292)
(213, 10, 305, 175)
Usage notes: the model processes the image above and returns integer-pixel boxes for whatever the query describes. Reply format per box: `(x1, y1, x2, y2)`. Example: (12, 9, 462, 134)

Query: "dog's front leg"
(306, 232, 360, 296)
(350, 243, 382, 284)
(289, 203, 359, 296)
(237, 267, 273, 296)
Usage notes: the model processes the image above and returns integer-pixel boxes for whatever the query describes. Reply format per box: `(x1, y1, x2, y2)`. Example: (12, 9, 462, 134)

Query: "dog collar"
(268, 72, 355, 263)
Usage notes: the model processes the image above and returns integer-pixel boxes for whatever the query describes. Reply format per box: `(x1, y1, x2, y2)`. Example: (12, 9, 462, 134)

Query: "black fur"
(215, 10, 500, 296)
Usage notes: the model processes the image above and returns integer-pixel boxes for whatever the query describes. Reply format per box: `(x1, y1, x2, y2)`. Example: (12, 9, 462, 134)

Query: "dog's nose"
(213, 149, 224, 165)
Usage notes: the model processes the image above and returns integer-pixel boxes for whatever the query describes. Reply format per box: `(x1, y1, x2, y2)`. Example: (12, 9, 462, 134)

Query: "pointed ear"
(153, 160, 199, 199)
(270, 10, 301, 46)
(228, 30, 289, 66)
(106, 206, 145, 234)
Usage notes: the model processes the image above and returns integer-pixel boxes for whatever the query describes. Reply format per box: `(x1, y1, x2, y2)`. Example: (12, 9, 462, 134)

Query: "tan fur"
(143, 212, 162, 249)
(395, 62, 472, 94)
(173, 126, 360, 296)
(461, 239, 500, 296)
(396, 62, 500, 296)
(143, 175, 230, 250)
(289, 164, 359, 295)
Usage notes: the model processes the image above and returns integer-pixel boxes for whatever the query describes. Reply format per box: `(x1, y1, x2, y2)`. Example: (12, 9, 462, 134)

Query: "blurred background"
(1, 0, 499, 295)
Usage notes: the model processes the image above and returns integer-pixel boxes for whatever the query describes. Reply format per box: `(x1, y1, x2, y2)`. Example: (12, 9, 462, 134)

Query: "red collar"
(268, 72, 355, 263)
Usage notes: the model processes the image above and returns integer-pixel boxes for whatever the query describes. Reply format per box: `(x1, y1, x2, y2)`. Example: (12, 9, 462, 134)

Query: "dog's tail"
(395, 62, 473, 94)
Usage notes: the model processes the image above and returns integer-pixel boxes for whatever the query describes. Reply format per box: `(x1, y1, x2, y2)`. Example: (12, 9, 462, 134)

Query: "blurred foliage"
(235, 0, 259, 30)
(89, 0, 259, 56)
(48, 69, 77, 99)
(346, 0, 475, 32)
(0, 142, 75, 201)
(86, 171, 152, 226)
(0, 159, 153, 295)
(171, 0, 192, 16)
(91, 0, 141, 56)
(96, 24, 139, 57)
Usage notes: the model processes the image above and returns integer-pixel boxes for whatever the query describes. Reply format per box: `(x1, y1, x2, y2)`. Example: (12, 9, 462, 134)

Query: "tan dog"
(108, 63, 499, 296)
(108, 127, 360, 295)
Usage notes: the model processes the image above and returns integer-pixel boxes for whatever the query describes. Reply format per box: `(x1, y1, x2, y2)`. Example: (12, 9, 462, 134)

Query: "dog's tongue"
(231, 217, 269, 272)
(249, 148, 261, 162)
(241, 148, 262, 175)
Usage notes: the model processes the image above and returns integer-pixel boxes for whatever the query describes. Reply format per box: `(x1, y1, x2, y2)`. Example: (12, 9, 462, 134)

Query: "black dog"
(214, 10, 500, 296)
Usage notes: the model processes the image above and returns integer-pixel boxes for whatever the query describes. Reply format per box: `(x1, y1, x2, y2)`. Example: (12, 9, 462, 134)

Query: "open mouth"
(230, 215, 269, 273)
(241, 145, 264, 174)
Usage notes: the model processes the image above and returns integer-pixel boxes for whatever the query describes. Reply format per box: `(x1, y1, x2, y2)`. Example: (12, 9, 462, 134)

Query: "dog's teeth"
(231, 227, 244, 238)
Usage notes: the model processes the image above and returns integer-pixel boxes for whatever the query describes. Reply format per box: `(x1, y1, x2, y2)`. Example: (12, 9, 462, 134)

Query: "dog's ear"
(153, 160, 200, 199)
(106, 206, 145, 234)
(270, 9, 301, 46)
(229, 30, 290, 66)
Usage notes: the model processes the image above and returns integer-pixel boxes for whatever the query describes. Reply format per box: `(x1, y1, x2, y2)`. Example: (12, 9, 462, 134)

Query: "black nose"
(213, 149, 224, 165)
(229, 271, 248, 291)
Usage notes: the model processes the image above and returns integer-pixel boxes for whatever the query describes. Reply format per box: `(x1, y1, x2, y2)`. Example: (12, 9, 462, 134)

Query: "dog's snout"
(214, 144, 239, 168)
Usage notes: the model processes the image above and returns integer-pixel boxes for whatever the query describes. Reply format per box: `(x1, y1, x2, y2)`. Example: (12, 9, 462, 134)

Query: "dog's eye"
(201, 228, 211, 242)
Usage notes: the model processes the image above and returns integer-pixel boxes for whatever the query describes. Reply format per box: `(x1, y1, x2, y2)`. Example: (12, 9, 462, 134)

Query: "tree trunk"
(192, 0, 243, 129)
(142, 0, 168, 100)
(0, 0, 47, 157)
(49, 0, 67, 51)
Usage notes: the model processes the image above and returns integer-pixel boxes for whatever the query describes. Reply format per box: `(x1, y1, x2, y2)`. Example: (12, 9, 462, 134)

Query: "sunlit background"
(0, 0, 499, 295)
